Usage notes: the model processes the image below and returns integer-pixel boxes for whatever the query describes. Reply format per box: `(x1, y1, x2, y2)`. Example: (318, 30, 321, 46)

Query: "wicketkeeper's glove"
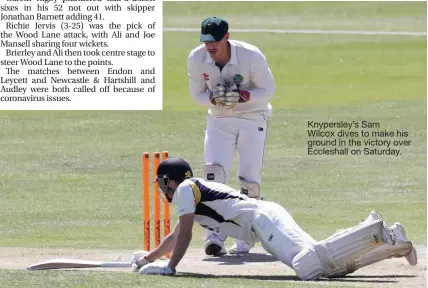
(224, 81, 251, 109)
(209, 84, 226, 107)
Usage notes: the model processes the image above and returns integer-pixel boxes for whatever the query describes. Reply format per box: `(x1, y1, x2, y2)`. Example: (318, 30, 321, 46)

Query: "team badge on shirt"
(233, 74, 244, 84)
(203, 73, 209, 81)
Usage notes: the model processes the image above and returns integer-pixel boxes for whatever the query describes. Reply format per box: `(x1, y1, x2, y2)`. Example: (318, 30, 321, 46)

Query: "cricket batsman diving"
(131, 157, 418, 280)
(187, 16, 275, 256)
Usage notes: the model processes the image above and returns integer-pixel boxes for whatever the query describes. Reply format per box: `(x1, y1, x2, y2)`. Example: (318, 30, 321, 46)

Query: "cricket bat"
(27, 258, 132, 270)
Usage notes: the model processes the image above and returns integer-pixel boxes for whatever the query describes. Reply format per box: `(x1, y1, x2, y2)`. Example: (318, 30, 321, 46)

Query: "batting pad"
(355, 240, 413, 269)
(293, 219, 385, 280)
(315, 219, 385, 270)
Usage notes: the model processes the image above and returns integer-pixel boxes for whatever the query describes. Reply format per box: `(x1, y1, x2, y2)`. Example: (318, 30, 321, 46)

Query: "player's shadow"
(201, 253, 278, 265)
(321, 274, 417, 284)
(177, 272, 417, 284)
(329, 275, 417, 279)
(176, 272, 300, 281)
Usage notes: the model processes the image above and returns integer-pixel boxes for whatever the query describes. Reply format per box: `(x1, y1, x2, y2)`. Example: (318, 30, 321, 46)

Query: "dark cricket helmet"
(156, 157, 193, 193)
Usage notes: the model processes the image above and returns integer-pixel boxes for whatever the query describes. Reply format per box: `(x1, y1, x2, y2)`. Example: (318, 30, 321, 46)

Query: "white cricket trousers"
(204, 114, 268, 183)
(252, 201, 316, 268)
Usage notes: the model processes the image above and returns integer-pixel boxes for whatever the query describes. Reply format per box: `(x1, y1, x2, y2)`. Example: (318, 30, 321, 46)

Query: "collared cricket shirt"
(187, 40, 275, 117)
(172, 177, 260, 243)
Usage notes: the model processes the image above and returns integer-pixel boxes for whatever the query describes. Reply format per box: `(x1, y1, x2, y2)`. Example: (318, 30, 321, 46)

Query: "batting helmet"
(156, 157, 193, 193)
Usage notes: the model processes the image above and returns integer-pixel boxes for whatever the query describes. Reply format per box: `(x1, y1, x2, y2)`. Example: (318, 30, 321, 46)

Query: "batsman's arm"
(144, 222, 180, 262)
(187, 54, 212, 106)
(167, 213, 194, 270)
(243, 52, 275, 103)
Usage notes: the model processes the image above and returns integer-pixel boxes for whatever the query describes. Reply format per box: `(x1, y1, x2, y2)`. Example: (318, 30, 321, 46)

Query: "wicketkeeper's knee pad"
(292, 219, 392, 280)
(204, 163, 226, 183)
(239, 176, 261, 198)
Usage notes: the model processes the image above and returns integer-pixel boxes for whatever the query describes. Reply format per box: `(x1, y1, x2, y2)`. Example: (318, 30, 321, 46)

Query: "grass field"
(0, 1, 426, 287)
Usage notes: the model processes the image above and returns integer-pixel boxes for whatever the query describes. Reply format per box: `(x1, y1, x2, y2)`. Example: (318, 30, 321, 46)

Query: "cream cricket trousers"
(204, 114, 268, 184)
(252, 201, 316, 268)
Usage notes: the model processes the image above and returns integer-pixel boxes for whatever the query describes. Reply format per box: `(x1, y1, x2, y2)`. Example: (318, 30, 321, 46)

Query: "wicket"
(142, 151, 171, 258)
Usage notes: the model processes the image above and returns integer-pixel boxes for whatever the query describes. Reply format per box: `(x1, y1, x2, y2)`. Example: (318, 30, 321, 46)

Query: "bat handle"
(100, 261, 133, 268)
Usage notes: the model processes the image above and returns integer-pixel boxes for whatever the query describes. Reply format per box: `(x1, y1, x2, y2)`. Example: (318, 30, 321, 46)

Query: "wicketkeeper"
(131, 157, 418, 279)
(187, 16, 276, 256)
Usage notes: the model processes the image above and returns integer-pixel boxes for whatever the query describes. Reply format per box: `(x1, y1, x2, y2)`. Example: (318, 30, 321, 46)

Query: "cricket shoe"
(362, 211, 399, 246)
(204, 235, 227, 257)
(390, 222, 417, 266)
(228, 239, 254, 254)
(363, 210, 383, 223)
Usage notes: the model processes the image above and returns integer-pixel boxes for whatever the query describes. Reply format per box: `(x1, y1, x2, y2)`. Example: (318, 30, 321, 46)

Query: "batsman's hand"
(138, 260, 176, 276)
(131, 251, 152, 272)
(209, 84, 226, 107)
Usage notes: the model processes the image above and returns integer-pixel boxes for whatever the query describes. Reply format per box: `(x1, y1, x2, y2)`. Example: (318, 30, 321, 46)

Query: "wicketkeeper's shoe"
(204, 233, 227, 257)
(228, 239, 254, 254)
(390, 222, 417, 266)
(205, 242, 227, 257)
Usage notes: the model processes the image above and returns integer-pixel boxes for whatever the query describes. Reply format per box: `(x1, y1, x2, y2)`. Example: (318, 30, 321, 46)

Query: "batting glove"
(131, 251, 152, 272)
(138, 261, 176, 276)
(209, 84, 226, 107)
